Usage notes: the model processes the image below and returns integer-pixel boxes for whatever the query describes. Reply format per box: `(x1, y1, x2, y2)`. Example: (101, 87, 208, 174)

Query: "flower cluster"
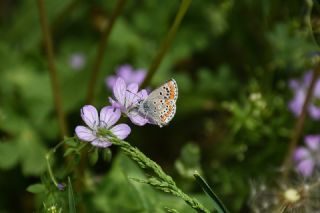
(288, 71, 320, 120)
(106, 64, 146, 90)
(75, 65, 149, 148)
(294, 135, 320, 177)
(75, 105, 131, 148)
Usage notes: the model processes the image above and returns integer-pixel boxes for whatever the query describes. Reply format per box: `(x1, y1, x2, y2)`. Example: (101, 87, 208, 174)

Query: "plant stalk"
(86, 0, 126, 104)
(141, 0, 192, 88)
(37, 0, 68, 137)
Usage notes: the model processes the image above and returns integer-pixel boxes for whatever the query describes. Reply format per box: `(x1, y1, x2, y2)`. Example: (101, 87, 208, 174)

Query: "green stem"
(46, 138, 85, 189)
(46, 151, 59, 187)
(110, 136, 210, 213)
(86, 0, 126, 104)
(141, 0, 192, 88)
(37, 0, 68, 137)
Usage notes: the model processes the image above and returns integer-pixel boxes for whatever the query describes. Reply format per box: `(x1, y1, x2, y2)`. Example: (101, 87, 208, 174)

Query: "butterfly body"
(137, 79, 178, 127)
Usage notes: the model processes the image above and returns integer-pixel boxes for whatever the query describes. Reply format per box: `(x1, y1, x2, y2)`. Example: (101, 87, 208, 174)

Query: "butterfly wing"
(144, 79, 178, 127)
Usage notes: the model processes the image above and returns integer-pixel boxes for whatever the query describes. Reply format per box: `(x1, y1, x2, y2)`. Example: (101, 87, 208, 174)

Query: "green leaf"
(0, 142, 19, 169)
(194, 173, 229, 213)
(68, 177, 76, 213)
(26, 183, 46, 194)
(65, 137, 78, 147)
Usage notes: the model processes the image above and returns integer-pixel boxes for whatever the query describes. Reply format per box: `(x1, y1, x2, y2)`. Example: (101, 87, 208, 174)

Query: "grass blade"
(68, 177, 76, 213)
(194, 173, 229, 213)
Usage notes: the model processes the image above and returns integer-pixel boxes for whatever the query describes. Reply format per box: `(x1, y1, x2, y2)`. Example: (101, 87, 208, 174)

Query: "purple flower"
(57, 183, 66, 191)
(69, 52, 86, 70)
(106, 64, 146, 89)
(109, 77, 149, 126)
(288, 71, 320, 120)
(75, 105, 131, 148)
(294, 135, 320, 177)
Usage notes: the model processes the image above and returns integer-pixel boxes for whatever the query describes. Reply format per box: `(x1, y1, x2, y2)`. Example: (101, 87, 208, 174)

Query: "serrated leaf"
(26, 183, 46, 194)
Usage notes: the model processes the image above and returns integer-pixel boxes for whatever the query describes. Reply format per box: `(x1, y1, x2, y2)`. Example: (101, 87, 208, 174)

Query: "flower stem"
(86, 0, 126, 104)
(46, 151, 59, 188)
(282, 64, 320, 179)
(37, 0, 68, 137)
(110, 136, 210, 213)
(141, 0, 192, 88)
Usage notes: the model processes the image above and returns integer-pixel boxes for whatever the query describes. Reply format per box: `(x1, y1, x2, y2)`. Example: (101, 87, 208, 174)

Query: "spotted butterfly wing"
(142, 79, 178, 127)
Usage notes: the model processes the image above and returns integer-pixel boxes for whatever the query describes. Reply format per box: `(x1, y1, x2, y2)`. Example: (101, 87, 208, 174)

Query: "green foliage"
(0, 0, 318, 212)
(27, 183, 46, 194)
(68, 177, 76, 213)
(194, 173, 229, 213)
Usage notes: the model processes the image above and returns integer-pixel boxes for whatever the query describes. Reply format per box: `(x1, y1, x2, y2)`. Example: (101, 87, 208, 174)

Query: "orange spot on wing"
(168, 81, 175, 100)
(161, 103, 173, 122)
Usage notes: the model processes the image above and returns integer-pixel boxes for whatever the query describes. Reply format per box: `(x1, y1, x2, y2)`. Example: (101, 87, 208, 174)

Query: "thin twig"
(282, 64, 320, 178)
(86, 0, 126, 104)
(141, 0, 192, 88)
(37, 0, 68, 137)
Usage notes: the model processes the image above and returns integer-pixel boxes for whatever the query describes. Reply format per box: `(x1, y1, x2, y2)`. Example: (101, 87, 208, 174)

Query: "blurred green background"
(0, 0, 317, 212)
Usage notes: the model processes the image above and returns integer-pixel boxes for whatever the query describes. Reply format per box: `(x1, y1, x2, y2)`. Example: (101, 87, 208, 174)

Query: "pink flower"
(109, 77, 149, 126)
(294, 135, 320, 177)
(75, 105, 131, 148)
(288, 71, 320, 120)
(106, 64, 146, 90)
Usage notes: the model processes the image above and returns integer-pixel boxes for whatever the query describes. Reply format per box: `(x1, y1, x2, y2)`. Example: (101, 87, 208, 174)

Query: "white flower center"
(283, 188, 300, 203)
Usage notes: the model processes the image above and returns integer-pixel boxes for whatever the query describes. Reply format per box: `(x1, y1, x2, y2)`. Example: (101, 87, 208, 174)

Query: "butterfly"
(134, 79, 178, 127)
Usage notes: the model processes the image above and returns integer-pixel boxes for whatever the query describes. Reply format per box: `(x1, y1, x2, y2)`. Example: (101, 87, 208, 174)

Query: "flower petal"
(110, 124, 131, 139)
(137, 89, 148, 100)
(127, 83, 139, 93)
(106, 76, 117, 90)
(125, 83, 139, 108)
(313, 80, 320, 98)
(75, 126, 96, 142)
(132, 69, 146, 85)
(91, 138, 112, 148)
(113, 77, 126, 105)
(296, 159, 315, 177)
(288, 90, 305, 117)
(117, 64, 133, 82)
(81, 105, 99, 130)
(303, 71, 313, 86)
(288, 79, 299, 91)
(304, 135, 320, 150)
(293, 147, 310, 161)
(100, 106, 121, 128)
(308, 105, 320, 120)
(128, 110, 149, 126)
(109, 97, 125, 111)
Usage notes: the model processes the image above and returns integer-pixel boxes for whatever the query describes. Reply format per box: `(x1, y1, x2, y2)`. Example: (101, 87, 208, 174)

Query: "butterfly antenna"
(126, 90, 144, 100)
(126, 90, 144, 110)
